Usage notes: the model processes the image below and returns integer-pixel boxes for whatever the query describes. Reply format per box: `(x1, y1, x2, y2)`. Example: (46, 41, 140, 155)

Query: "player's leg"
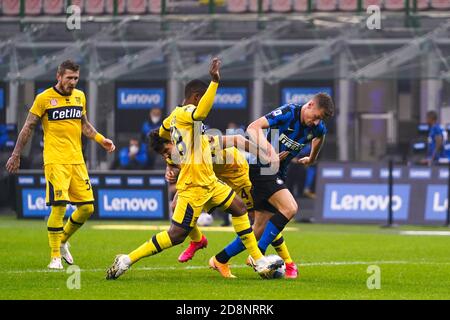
(207, 181, 281, 278)
(257, 188, 298, 255)
(60, 164, 95, 264)
(171, 191, 208, 262)
(106, 194, 201, 280)
(45, 164, 71, 269)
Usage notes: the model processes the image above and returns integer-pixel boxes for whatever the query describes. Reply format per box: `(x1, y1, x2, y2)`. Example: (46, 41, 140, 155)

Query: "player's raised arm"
(220, 134, 267, 161)
(81, 114, 116, 153)
(192, 57, 221, 121)
(5, 112, 40, 173)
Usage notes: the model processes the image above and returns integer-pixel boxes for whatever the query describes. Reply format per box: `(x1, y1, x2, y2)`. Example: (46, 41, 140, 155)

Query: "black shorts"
(249, 167, 287, 213)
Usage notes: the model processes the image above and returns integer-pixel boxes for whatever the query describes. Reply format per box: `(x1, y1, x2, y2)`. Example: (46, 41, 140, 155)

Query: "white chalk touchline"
(399, 231, 450, 236)
(3, 260, 450, 274)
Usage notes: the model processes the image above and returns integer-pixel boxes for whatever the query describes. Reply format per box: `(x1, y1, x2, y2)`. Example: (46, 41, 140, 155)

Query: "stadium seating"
(271, 0, 293, 12)
(430, 0, 450, 10)
(85, 0, 105, 15)
(126, 0, 147, 14)
(316, 0, 338, 11)
(293, 0, 309, 12)
(415, 0, 429, 10)
(148, 0, 161, 13)
(227, 0, 248, 12)
(43, 0, 64, 15)
(363, 0, 383, 9)
(106, 0, 126, 13)
(248, 0, 270, 12)
(384, 0, 404, 10)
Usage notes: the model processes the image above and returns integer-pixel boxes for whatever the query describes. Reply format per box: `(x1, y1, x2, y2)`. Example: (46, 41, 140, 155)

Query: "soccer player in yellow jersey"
(106, 58, 281, 280)
(5, 60, 116, 270)
(151, 132, 297, 278)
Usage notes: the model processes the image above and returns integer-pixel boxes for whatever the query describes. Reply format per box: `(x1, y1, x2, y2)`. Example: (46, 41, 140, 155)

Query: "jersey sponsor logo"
(47, 106, 83, 121)
(425, 185, 448, 221)
(98, 189, 164, 219)
(117, 88, 165, 109)
(279, 133, 304, 152)
(22, 189, 75, 217)
(323, 184, 410, 220)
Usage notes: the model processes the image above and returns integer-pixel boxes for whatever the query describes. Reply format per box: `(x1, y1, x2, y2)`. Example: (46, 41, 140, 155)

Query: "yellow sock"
(128, 231, 173, 264)
(188, 225, 203, 242)
(47, 205, 66, 258)
(271, 233, 293, 264)
(231, 213, 263, 261)
(61, 204, 94, 243)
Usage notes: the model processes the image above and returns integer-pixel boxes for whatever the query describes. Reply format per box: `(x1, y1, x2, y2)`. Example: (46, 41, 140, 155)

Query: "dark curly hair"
(148, 129, 171, 153)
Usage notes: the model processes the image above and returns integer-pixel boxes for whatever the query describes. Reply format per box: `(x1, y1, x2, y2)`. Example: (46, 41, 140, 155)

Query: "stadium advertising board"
(117, 88, 165, 109)
(213, 87, 247, 109)
(281, 87, 333, 105)
(98, 189, 164, 219)
(323, 184, 410, 220)
(316, 163, 450, 224)
(0, 88, 4, 110)
(425, 185, 448, 222)
(16, 171, 168, 220)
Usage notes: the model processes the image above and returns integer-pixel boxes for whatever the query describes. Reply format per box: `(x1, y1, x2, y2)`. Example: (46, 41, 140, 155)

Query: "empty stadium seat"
(43, 0, 64, 15)
(70, 0, 85, 12)
(384, 0, 404, 10)
(316, 0, 338, 11)
(249, 0, 270, 12)
(430, 0, 450, 9)
(26, 0, 42, 15)
(148, 0, 161, 13)
(226, 0, 248, 12)
(2, 0, 20, 15)
(271, 0, 292, 12)
(126, 0, 147, 14)
(293, 0, 309, 11)
(106, 0, 126, 14)
(363, 0, 383, 9)
(415, 0, 429, 10)
(338, 0, 357, 10)
(85, 0, 105, 15)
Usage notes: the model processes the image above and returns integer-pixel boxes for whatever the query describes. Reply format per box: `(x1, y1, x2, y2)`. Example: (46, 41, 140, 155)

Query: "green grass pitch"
(0, 214, 449, 300)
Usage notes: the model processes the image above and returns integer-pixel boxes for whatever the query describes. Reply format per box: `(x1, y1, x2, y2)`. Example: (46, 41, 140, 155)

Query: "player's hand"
(209, 57, 221, 83)
(5, 153, 20, 174)
(298, 156, 314, 167)
(101, 138, 116, 153)
(165, 166, 179, 184)
(278, 151, 290, 161)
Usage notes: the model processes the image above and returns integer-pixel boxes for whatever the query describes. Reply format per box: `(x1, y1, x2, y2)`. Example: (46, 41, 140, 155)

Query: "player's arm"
(81, 114, 116, 153)
(431, 134, 443, 162)
(5, 112, 40, 173)
(298, 135, 325, 166)
(247, 117, 276, 163)
(192, 58, 221, 121)
(220, 134, 262, 159)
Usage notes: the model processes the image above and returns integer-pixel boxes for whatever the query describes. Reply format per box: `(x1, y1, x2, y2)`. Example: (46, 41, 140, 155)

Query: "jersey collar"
(52, 86, 72, 97)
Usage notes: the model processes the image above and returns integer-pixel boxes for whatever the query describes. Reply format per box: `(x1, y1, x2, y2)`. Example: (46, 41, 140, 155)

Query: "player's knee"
(168, 228, 188, 245)
(79, 204, 94, 215)
(229, 197, 247, 217)
(279, 202, 298, 219)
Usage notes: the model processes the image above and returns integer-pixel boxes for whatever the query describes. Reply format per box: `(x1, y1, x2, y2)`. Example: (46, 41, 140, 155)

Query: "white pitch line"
(2, 260, 450, 274)
(399, 231, 450, 236)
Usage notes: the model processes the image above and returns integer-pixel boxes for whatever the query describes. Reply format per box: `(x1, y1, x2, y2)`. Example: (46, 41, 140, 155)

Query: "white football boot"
(248, 255, 284, 279)
(106, 255, 131, 280)
(48, 257, 64, 270)
(60, 242, 74, 265)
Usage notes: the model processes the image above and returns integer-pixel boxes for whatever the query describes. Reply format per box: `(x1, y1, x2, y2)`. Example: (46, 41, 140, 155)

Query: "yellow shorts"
(172, 180, 235, 230)
(235, 182, 254, 212)
(44, 163, 94, 206)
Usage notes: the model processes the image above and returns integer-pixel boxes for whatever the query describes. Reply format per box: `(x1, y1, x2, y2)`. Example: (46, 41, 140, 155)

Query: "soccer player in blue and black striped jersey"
(210, 92, 334, 278)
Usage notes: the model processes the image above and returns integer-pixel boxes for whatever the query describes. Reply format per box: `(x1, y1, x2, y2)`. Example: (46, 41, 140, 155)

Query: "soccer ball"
(266, 254, 286, 279)
(197, 212, 214, 226)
